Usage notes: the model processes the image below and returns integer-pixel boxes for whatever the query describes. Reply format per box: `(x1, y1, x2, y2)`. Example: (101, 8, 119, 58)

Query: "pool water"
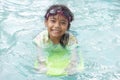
(0, 0, 120, 80)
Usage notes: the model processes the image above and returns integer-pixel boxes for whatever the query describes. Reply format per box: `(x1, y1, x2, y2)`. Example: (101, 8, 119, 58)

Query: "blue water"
(0, 0, 120, 80)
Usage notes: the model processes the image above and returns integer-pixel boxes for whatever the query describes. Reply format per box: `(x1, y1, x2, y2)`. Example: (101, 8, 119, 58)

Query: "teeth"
(54, 30, 59, 32)
(52, 30, 60, 33)
(54, 30, 59, 31)
(52, 30, 60, 31)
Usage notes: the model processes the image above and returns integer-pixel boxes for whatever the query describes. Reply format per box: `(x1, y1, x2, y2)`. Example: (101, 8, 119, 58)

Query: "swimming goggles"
(46, 7, 72, 22)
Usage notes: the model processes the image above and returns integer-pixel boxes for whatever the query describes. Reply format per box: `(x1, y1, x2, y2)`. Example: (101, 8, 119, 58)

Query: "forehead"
(49, 14, 68, 21)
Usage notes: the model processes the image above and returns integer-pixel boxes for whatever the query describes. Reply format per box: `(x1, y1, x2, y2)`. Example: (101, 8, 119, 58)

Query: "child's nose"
(55, 22, 60, 28)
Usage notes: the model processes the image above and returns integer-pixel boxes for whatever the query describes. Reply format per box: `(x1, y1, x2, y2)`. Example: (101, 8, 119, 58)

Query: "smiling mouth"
(52, 29, 61, 33)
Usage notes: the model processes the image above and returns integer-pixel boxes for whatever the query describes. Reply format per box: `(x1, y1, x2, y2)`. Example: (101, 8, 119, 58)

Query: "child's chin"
(52, 34, 61, 38)
(52, 35, 60, 38)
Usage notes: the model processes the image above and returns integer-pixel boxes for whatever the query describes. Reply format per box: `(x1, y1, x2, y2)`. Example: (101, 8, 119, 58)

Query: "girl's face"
(45, 14, 69, 39)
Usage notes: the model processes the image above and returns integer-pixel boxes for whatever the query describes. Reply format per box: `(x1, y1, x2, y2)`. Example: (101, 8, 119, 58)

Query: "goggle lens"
(46, 7, 71, 22)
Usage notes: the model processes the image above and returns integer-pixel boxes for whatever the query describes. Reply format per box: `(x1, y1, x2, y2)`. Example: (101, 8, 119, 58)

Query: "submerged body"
(33, 30, 84, 76)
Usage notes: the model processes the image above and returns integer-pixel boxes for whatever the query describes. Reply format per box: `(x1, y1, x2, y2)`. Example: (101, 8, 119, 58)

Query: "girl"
(33, 4, 84, 76)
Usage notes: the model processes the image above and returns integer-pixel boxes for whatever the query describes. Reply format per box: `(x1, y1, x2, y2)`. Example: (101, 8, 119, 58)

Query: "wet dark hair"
(45, 4, 74, 48)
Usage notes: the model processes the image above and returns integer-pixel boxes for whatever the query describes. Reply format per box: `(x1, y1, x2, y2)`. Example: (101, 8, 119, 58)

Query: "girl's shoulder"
(67, 32, 78, 49)
(33, 30, 49, 48)
(68, 32, 78, 44)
